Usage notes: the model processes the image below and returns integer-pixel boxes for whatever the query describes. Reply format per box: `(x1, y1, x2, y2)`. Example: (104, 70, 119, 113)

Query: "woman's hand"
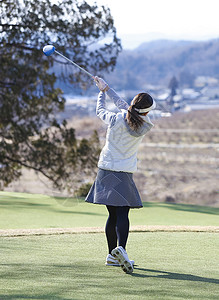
(94, 76, 109, 92)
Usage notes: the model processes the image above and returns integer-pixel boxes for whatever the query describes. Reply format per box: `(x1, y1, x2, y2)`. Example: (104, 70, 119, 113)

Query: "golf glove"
(94, 76, 109, 92)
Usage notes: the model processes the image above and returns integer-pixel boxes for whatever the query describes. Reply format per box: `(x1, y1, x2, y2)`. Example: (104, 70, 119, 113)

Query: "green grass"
(0, 232, 218, 300)
(0, 192, 219, 299)
(0, 191, 218, 229)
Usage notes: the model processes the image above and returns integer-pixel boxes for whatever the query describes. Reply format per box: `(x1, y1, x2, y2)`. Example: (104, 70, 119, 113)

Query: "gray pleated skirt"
(85, 168, 143, 208)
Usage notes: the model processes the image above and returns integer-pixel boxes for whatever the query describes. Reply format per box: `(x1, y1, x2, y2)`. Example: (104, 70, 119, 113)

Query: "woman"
(85, 76, 156, 273)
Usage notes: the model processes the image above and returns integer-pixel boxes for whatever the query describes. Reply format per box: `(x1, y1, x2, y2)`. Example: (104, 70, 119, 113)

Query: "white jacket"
(97, 88, 154, 173)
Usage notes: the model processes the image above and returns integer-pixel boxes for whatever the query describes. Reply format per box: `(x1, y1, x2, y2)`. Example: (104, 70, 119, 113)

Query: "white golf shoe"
(111, 246, 134, 273)
(105, 254, 134, 267)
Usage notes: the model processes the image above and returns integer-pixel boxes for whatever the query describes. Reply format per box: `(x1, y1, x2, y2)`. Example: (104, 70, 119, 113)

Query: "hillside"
(136, 109, 219, 207)
(103, 38, 219, 90)
(146, 108, 219, 144)
(4, 108, 219, 207)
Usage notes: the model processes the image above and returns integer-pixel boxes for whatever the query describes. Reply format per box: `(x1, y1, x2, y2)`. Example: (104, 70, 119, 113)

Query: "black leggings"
(105, 205, 130, 254)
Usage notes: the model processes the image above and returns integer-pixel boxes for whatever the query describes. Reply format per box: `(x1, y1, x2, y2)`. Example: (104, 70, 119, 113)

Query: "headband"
(134, 99, 156, 113)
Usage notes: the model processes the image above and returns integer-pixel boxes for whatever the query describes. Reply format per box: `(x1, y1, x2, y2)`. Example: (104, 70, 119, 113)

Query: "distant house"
(157, 92, 169, 101)
(201, 87, 219, 99)
(194, 76, 219, 88)
(181, 89, 200, 100)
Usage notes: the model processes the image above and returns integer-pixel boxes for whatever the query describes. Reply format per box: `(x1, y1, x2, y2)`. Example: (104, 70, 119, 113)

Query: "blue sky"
(88, 0, 219, 48)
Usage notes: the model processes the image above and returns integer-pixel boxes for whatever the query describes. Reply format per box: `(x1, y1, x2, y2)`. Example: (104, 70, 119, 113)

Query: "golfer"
(85, 77, 156, 273)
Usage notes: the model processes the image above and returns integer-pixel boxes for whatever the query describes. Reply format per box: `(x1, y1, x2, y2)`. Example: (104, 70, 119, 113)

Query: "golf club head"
(43, 45, 94, 78)
(43, 45, 55, 56)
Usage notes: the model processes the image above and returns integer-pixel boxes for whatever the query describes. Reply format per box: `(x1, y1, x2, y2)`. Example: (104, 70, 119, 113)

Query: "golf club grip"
(54, 50, 94, 78)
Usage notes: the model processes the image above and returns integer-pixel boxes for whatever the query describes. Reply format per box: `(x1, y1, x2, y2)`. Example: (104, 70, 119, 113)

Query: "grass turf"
(0, 232, 219, 300)
(0, 191, 218, 229)
(0, 192, 219, 299)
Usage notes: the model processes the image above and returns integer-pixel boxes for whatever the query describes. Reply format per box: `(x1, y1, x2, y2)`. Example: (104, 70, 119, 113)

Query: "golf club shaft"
(55, 50, 94, 78)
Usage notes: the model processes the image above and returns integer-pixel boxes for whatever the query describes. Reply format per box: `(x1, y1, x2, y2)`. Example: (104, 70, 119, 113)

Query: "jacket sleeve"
(96, 91, 116, 125)
(106, 88, 129, 111)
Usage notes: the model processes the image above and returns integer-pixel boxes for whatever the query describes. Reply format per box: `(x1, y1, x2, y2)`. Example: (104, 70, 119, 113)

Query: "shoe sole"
(105, 262, 120, 267)
(111, 249, 133, 273)
(105, 261, 134, 267)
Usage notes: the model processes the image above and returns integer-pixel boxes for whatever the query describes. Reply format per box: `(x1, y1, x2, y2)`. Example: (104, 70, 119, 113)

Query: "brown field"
(5, 108, 219, 207)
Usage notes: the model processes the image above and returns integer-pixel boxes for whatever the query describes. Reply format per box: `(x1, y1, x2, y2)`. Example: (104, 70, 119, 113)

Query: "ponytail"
(126, 93, 154, 132)
(126, 105, 144, 131)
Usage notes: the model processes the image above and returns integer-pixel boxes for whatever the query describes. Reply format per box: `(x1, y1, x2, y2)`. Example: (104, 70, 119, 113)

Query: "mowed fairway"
(0, 233, 219, 300)
(0, 192, 219, 300)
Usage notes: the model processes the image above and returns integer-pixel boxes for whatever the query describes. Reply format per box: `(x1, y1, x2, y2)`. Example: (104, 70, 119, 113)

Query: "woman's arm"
(96, 91, 116, 125)
(106, 88, 129, 111)
(94, 76, 129, 111)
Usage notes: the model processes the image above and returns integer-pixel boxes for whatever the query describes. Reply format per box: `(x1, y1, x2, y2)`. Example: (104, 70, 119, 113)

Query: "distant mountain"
(135, 39, 194, 53)
(104, 38, 219, 90)
(118, 32, 169, 49)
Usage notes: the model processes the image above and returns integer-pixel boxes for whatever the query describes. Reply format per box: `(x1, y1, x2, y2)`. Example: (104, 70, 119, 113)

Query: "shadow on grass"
(0, 201, 50, 207)
(1, 263, 218, 299)
(142, 202, 219, 215)
(0, 295, 72, 300)
(0, 263, 99, 300)
(57, 211, 105, 216)
(0, 200, 104, 215)
(131, 267, 219, 284)
(0, 197, 105, 216)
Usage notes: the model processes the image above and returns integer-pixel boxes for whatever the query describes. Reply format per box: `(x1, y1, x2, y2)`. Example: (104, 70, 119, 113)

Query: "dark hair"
(126, 93, 153, 131)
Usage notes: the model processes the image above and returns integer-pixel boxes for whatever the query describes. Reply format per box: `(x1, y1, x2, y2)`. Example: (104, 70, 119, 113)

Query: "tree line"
(0, 0, 121, 192)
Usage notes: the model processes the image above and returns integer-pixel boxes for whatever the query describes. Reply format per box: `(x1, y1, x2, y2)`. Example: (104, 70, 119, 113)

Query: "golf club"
(43, 45, 94, 78)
